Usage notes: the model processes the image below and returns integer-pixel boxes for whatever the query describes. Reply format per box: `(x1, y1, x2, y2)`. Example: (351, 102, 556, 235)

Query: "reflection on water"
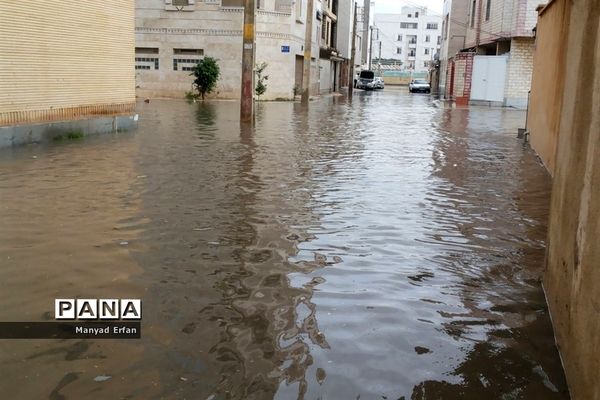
(0, 91, 568, 399)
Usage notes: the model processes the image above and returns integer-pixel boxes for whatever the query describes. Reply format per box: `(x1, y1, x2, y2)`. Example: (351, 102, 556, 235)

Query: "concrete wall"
(528, 0, 570, 174)
(0, 0, 136, 126)
(541, 0, 600, 399)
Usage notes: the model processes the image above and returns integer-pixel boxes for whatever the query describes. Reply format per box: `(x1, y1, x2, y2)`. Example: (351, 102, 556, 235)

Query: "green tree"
(255, 62, 269, 100)
(190, 57, 220, 100)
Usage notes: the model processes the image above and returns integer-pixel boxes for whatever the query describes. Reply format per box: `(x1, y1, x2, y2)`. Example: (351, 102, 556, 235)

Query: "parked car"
(409, 79, 431, 93)
(374, 77, 385, 89)
(356, 70, 376, 90)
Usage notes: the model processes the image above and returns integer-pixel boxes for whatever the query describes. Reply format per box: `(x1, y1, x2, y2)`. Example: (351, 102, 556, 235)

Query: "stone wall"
(542, 0, 600, 399)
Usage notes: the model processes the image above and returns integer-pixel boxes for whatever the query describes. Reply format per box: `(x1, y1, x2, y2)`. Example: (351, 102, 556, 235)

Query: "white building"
(374, 7, 442, 72)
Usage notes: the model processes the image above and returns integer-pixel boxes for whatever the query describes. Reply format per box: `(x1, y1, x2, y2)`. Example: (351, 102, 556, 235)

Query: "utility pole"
(368, 25, 373, 70)
(348, 1, 357, 99)
(240, 0, 255, 123)
(378, 40, 381, 76)
(301, 0, 315, 104)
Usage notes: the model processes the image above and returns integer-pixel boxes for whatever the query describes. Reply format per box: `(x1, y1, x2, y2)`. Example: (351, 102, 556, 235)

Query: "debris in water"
(93, 375, 111, 382)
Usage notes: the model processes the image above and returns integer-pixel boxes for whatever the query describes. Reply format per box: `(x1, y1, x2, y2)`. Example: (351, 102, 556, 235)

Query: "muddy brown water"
(0, 90, 569, 399)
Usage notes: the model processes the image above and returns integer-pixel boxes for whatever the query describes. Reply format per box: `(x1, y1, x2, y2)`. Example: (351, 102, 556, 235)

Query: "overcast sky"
(374, 0, 443, 15)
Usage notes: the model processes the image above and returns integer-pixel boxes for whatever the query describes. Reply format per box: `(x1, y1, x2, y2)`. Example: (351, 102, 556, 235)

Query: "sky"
(374, 0, 443, 15)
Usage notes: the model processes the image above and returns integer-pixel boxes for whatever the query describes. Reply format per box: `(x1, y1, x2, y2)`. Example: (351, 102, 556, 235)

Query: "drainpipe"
(518, 90, 531, 140)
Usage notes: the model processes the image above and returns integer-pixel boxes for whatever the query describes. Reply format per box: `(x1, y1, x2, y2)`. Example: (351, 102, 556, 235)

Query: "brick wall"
(453, 52, 474, 105)
(504, 37, 534, 108)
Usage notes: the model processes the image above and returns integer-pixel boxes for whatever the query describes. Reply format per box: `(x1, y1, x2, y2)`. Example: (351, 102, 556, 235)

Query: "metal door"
(471, 55, 507, 102)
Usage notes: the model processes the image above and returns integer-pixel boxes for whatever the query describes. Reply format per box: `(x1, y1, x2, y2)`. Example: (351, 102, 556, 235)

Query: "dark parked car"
(356, 70, 376, 90)
(409, 79, 431, 93)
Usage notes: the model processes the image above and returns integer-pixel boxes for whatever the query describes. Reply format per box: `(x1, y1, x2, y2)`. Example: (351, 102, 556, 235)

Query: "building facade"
(136, 0, 363, 100)
(374, 7, 442, 72)
(440, 0, 538, 107)
(438, 0, 469, 96)
(0, 0, 137, 147)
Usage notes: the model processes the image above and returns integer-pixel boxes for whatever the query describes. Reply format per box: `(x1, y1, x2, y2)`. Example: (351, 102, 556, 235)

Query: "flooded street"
(0, 89, 569, 399)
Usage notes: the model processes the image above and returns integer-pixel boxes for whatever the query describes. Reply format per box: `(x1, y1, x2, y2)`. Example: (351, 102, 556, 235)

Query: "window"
(424, 48, 429, 55)
(135, 47, 159, 54)
(470, 0, 477, 28)
(173, 49, 203, 71)
(165, 0, 196, 11)
(408, 13, 412, 17)
(409, 49, 416, 57)
(295, 0, 303, 20)
(437, 36, 441, 45)
(408, 36, 417, 44)
(415, 11, 419, 18)
(174, 48, 203, 55)
(486, 0, 491, 20)
(426, 23, 438, 29)
(397, 34, 402, 41)
(135, 48, 160, 70)
(400, 22, 418, 29)
(222, 0, 243, 5)
(425, 35, 430, 42)
(396, 47, 402, 54)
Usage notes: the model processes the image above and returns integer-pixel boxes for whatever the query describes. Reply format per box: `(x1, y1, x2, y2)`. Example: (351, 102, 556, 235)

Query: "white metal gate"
(470, 55, 508, 102)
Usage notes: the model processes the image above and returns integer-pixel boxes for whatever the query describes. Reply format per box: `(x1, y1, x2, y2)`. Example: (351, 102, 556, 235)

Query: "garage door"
(470, 55, 507, 102)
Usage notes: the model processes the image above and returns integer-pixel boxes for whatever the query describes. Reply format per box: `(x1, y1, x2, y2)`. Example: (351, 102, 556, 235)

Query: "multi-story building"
(136, 0, 364, 100)
(438, 0, 469, 96)
(440, 0, 538, 107)
(374, 7, 442, 72)
(0, 1, 137, 147)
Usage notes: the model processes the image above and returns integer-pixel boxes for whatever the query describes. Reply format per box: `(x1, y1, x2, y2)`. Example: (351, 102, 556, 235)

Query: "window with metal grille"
(470, 0, 476, 27)
(426, 23, 438, 29)
(486, 0, 491, 20)
(400, 22, 418, 29)
(172, 0, 189, 5)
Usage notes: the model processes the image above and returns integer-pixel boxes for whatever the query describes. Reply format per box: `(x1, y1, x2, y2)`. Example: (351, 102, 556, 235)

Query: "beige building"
(136, 0, 328, 100)
(439, 0, 537, 108)
(528, 0, 600, 398)
(0, 0, 137, 147)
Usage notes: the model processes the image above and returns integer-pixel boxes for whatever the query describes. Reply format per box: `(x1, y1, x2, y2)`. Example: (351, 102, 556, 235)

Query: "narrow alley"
(0, 89, 569, 399)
